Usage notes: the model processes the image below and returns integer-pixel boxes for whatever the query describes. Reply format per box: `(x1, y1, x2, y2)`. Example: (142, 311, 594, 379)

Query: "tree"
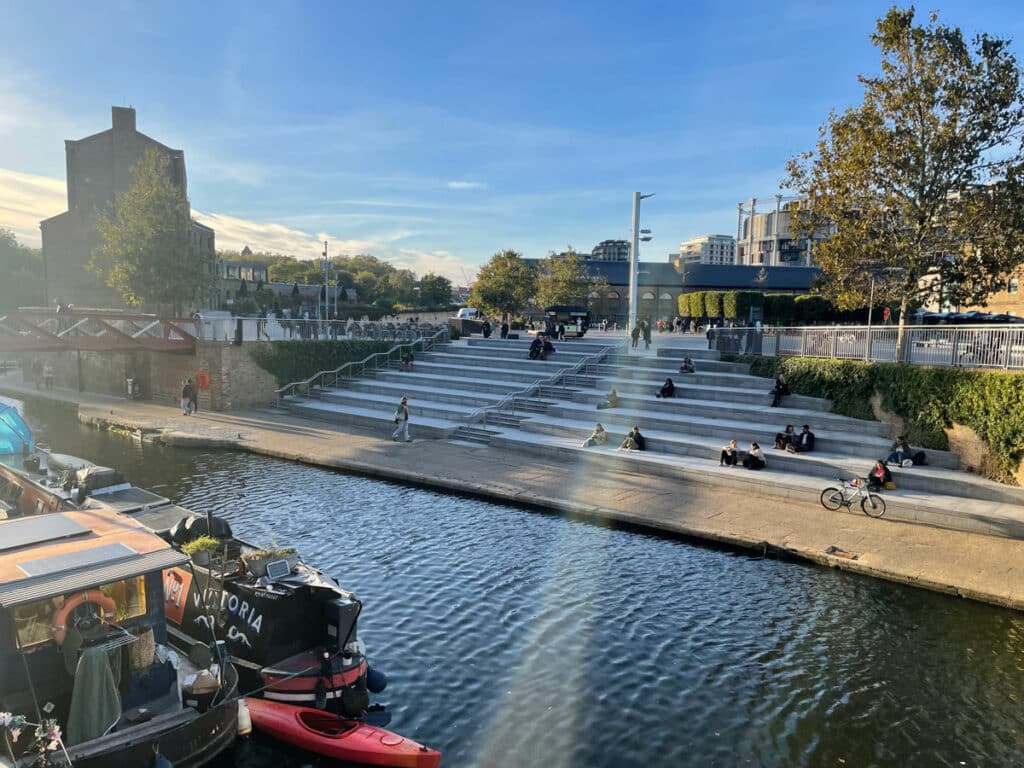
(469, 249, 537, 319)
(787, 7, 1024, 356)
(418, 273, 452, 307)
(534, 247, 607, 309)
(91, 148, 215, 313)
(0, 229, 44, 311)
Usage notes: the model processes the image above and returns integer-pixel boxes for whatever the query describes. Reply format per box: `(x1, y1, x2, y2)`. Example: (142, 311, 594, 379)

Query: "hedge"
(735, 355, 1024, 483)
(250, 340, 395, 386)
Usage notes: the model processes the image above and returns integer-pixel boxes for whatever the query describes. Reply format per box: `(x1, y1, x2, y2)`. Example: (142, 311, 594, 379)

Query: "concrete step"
(310, 390, 481, 422)
(595, 367, 769, 390)
(426, 348, 595, 367)
(452, 426, 498, 444)
(323, 381, 498, 409)
(279, 398, 459, 438)
(510, 415, 1015, 504)
(481, 430, 1024, 539)
(465, 338, 617, 355)
(564, 390, 894, 441)
(597, 377, 833, 411)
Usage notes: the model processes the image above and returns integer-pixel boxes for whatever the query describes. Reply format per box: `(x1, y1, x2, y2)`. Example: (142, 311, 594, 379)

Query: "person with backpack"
(181, 380, 194, 416)
(391, 396, 411, 442)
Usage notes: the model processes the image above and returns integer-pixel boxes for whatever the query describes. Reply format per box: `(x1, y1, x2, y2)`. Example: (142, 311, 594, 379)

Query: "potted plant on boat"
(242, 542, 299, 577)
(181, 535, 221, 567)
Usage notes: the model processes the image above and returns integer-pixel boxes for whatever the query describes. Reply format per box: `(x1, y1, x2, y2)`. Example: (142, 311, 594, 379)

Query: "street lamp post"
(628, 192, 655, 333)
(865, 272, 876, 361)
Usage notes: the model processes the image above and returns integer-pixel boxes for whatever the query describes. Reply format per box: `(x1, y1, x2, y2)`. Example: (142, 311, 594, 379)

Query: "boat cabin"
(0, 509, 237, 767)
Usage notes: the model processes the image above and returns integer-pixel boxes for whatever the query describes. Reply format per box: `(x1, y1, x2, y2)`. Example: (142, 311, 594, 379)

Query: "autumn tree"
(469, 249, 537, 319)
(535, 247, 607, 310)
(787, 7, 1024, 356)
(91, 148, 215, 313)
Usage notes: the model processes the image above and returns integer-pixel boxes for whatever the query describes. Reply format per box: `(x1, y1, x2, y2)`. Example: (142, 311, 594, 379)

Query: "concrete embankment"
(4, 379, 1024, 612)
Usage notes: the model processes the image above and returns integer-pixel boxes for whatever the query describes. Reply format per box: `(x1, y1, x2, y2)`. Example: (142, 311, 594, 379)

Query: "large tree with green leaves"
(91, 148, 215, 313)
(787, 6, 1024, 356)
(418, 273, 453, 307)
(469, 249, 537, 319)
(534, 247, 607, 310)
(0, 229, 44, 311)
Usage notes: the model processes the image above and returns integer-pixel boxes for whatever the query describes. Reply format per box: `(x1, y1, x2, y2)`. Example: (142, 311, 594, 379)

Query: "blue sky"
(2, 0, 1023, 281)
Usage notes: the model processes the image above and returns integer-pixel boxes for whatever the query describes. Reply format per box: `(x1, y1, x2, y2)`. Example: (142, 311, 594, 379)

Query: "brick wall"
(21, 341, 278, 411)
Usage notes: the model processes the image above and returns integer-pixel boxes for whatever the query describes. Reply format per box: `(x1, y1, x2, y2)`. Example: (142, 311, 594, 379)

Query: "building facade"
(590, 239, 631, 262)
(40, 106, 215, 309)
(734, 196, 827, 267)
(675, 234, 736, 266)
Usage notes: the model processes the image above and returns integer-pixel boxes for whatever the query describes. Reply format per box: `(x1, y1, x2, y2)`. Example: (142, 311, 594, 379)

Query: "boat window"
(12, 575, 148, 648)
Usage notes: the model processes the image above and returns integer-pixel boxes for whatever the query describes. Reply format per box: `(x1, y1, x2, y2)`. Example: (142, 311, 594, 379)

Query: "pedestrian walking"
(42, 363, 55, 390)
(392, 396, 411, 442)
(181, 379, 194, 415)
(630, 324, 641, 349)
(642, 320, 652, 350)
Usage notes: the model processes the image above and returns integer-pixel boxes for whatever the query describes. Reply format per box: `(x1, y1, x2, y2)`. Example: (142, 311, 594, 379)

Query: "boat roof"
(0, 509, 187, 607)
(0, 403, 34, 456)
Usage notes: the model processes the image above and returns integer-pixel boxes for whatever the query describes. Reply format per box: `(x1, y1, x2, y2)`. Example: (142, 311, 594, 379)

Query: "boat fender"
(51, 590, 117, 645)
(367, 666, 388, 694)
(152, 744, 173, 768)
(236, 698, 253, 738)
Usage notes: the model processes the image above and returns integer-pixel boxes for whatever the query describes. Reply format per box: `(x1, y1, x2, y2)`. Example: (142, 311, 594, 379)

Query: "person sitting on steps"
(774, 424, 795, 450)
(742, 442, 766, 470)
(597, 387, 619, 410)
(583, 423, 608, 447)
(656, 377, 676, 398)
(678, 357, 695, 374)
(720, 439, 739, 466)
(865, 459, 892, 491)
(619, 425, 646, 451)
(787, 425, 815, 453)
(887, 435, 910, 465)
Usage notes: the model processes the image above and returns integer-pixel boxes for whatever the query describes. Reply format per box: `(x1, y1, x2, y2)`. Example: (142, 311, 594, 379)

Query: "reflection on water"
(26, 405, 1024, 767)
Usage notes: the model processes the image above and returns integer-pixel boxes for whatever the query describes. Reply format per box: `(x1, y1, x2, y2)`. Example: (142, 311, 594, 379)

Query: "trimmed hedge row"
(735, 355, 1024, 483)
(679, 291, 872, 325)
(250, 340, 395, 386)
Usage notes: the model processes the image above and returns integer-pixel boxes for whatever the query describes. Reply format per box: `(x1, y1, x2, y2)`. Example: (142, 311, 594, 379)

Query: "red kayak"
(245, 697, 441, 768)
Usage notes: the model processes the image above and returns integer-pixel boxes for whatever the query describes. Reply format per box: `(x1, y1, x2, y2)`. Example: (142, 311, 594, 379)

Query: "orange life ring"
(194, 371, 210, 390)
(51, 590, 117, 645)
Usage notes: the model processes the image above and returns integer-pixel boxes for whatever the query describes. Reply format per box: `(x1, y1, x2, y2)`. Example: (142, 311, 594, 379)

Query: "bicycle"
(819, 478, 886, 518)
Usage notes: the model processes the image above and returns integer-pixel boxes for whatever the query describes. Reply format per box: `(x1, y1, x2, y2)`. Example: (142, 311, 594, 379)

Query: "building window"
(1010, 278, 1019, 295)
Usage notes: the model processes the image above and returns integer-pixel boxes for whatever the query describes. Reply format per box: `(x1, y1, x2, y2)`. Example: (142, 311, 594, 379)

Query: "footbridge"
(0, 310, 197, 354)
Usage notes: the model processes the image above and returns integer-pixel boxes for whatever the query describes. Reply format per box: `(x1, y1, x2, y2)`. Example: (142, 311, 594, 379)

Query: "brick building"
(40, 106, 215, 309)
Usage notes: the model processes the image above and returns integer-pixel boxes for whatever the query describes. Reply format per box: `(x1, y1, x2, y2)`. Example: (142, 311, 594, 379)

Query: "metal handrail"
(275, 328, 449, 402)
(464, 342, 624, 429)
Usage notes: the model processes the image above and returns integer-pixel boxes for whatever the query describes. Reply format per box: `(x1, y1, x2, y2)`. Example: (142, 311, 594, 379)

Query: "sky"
(2, 0, 1023, 283)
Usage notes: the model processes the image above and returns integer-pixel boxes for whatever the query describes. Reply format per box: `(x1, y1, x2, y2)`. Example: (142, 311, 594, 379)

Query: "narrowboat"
(0, 507, 238, 768)
(0, 404, 380, 720)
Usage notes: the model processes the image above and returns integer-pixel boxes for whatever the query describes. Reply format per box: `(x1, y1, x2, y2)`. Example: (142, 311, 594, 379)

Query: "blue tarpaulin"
(0, 403, 33, 455)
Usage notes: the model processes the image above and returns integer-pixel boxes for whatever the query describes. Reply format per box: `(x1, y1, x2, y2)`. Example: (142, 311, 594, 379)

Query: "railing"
(194, 316, 448, 344)
(464, 342, 624, 430)
(708, 324, 1024, 370)
(275, 328, 450, 402)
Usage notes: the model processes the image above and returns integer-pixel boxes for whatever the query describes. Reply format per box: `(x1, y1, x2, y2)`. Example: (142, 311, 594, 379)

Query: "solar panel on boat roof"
(18, 542, 138, 577)
(0, 514, 89, 552)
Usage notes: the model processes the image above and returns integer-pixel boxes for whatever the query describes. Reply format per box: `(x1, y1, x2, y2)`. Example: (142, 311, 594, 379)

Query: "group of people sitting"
(528, 335, 556, 360)
(581, 423, 647, 451)
(773, 424, 816, 453)
(719, 439, 766, 470)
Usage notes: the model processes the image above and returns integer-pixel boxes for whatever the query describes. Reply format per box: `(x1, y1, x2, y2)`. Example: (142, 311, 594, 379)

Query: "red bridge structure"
(0, 310, 197, 354)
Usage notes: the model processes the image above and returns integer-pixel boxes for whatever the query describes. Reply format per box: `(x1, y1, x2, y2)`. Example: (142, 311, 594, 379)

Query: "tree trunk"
(895, 296, 909, 362)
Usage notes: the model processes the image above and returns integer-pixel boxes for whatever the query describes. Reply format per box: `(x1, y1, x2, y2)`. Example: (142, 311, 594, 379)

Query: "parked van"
(456, 307, 479, 320)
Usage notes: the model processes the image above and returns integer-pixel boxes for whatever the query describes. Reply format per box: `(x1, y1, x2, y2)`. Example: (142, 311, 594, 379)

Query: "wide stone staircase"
(277, 335, 1024, 539)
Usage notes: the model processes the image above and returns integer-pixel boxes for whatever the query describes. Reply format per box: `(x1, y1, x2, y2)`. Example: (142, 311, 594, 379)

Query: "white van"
(455, 307, 479, 320)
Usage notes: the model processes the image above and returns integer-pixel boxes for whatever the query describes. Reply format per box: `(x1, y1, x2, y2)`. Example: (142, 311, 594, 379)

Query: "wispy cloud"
(0, 166, 479, 282)
(0, 168, 66, 246)
(447, 180, 486, 190)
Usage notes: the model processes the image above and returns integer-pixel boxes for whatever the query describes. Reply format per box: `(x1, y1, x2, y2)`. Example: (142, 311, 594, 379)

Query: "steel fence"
(707, 324, 1024, 370)
(191, 317, 448, 344)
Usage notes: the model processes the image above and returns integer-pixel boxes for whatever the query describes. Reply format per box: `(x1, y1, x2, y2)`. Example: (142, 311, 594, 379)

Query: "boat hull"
(245, 697, 440, 768)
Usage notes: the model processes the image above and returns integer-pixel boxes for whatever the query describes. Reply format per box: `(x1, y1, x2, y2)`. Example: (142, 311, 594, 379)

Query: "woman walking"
(392, 396, 411, 442)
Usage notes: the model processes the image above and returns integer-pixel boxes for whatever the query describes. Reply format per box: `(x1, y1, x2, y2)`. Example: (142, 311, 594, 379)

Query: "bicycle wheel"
(819, 487, 844, 511)
(861, 493, 886, 518)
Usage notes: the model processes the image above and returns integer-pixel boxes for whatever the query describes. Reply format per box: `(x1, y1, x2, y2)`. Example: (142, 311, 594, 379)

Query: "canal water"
(24, 405, 1024, 767)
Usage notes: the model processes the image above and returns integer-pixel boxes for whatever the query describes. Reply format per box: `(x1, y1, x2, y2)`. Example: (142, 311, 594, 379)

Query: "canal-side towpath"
(3, 375, 1024, 612)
